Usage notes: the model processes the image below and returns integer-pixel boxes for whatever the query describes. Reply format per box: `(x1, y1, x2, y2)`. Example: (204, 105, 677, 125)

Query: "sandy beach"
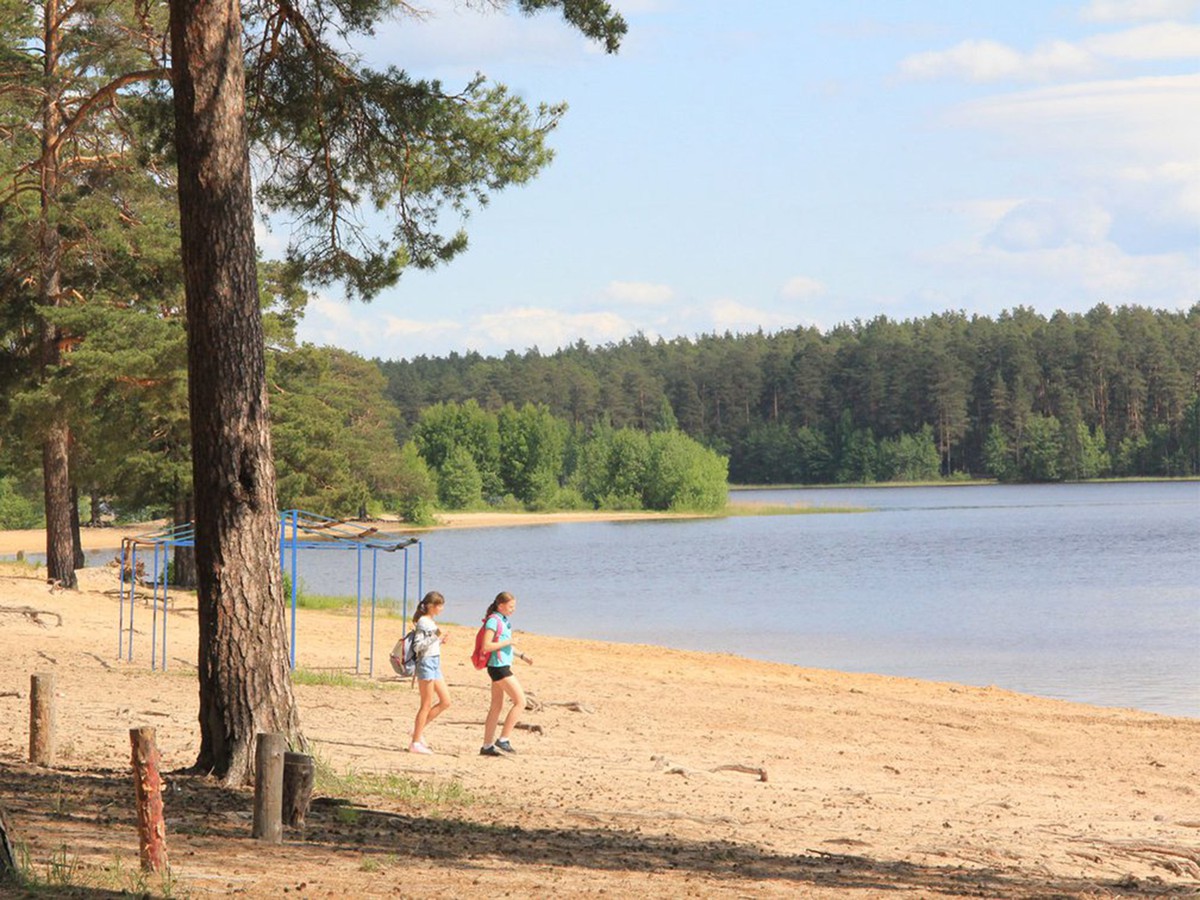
(0, 520, 1197, 898)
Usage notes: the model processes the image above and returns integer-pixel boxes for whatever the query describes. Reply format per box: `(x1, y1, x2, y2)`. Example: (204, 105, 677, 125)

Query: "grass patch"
(294, 592, 406, 615)
(290, 668, 364, 688)
(312, 755, 472, 809)
(725, 502, 871, 516)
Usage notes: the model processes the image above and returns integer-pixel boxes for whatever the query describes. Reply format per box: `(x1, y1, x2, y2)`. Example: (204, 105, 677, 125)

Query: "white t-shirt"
(415, 615, 441, 659)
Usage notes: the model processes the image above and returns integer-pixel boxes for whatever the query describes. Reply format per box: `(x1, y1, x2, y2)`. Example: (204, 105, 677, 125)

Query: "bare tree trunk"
(70, 485, 85, 569)
(172, 494, 196, 588)
(39, 1, 76, 590)
(170, 0, 301, 785)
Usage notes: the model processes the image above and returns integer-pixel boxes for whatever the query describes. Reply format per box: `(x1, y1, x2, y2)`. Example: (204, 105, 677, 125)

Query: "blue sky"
(272, 0, 1200, 361)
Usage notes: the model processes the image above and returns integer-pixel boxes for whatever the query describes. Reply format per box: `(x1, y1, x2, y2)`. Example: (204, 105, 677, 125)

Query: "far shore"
(0, 508, 719, 557)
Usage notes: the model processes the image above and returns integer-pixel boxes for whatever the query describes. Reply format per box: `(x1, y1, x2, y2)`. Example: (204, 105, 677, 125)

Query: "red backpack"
(471, 616, 497, 670)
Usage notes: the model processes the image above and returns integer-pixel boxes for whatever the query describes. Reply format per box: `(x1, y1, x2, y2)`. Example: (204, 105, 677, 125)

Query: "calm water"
(38, 482, 1200, 716)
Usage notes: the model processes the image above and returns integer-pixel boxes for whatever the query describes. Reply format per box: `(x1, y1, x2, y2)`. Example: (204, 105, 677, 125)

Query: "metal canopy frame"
(117, 509, 422, 676)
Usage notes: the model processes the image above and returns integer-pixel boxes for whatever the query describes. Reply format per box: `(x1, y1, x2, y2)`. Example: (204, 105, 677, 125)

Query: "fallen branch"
(543, 700, 595, 713)
(712, 763, 769, 782)
(514, 722, 544, 734)
(0, 605, 63, 628)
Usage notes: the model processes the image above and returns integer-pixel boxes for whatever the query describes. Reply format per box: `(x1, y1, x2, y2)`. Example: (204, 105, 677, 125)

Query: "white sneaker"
(409, 741, 432, 754)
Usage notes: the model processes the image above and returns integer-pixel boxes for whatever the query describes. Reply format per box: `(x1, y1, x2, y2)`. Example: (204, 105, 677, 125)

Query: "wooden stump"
(282, 752, 315, 828)
(252, 733, 285, 843)
(29, 673, 55, 766)
(129, 727, 169, 873)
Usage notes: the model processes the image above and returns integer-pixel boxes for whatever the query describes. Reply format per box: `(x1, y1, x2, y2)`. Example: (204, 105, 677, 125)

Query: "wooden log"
(252, 733, 285, 843)
(129, 727, 169, 873)
(29, 673, 55, 766)
(282, 752, 315, 828)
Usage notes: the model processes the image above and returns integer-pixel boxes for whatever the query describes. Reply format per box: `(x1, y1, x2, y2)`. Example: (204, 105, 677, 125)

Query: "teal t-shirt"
(485, 613, 512, 667)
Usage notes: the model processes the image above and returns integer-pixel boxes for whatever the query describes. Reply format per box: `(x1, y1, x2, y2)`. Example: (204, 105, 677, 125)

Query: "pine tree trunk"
(70, 485, 85, 569)
(39, 2, 76, 591)
(170, 0, 301, 785)
(172, 495, 197, 588)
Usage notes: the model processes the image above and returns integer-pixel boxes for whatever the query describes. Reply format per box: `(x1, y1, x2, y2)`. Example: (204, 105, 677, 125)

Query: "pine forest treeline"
(379, 304, 1200, 485)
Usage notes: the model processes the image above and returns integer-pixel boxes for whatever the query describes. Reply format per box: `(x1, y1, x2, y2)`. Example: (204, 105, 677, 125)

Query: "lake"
(297, 481, 1198, 717)
(31, 481, 1200, 717)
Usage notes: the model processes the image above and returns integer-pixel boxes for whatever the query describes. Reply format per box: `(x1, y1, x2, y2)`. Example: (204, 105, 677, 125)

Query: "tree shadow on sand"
(0, 763, 1184, 899)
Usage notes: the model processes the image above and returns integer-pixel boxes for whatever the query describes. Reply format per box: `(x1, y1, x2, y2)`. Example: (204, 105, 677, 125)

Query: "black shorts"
(487, 665, 513, 682)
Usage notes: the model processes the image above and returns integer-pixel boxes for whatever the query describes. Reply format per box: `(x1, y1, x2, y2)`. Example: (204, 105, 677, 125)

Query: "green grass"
(292, 592, 407, 615)
(311, 752, 472, 809)
(290, 667, 390, 689)
(725, 502, 871, 516)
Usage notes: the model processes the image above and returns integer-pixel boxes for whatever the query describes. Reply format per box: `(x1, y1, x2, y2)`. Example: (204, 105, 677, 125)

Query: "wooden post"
(129, 727, 169, 873)
(29, 673, 55, 766)
(282, 752, 315, 828)
(252, 733, 285, 843)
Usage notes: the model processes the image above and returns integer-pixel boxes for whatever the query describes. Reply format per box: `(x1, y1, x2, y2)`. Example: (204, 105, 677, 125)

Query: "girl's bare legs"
(413, 677, 450, 745)
(498, 675, 525, 742)
(483, 680, 507, 747)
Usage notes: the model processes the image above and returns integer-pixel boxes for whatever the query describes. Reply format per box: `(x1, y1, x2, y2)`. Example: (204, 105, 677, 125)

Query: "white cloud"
(780, 276, 827, 300)
(1080, 0, 1200, 23)
(900, 38, 1094, 82)
(955, 74, 1200, 163)
(467, 306, 636, 353)
(708, 299, 798, 335)
(1084, 21, 1200, 58)
(984, 199, 1113, 251)
(603, 280, 675, 304)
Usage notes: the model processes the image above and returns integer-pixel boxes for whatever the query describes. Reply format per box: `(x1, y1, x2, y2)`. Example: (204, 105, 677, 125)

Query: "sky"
(271, 0, 1200, 362)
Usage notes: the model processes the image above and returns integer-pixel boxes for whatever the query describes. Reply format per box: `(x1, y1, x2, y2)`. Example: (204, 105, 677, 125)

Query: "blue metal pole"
(151, 545, 160, 670)
(369, 548, 378, 676)
(355, 544, 363, 674)
(289, 509, 299, 669)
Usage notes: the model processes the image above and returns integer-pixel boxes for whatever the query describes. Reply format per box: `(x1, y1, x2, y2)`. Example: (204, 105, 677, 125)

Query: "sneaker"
(479, 745, 502, 757)
(495, 739, 517, 754)
(409, 741, 432, 755)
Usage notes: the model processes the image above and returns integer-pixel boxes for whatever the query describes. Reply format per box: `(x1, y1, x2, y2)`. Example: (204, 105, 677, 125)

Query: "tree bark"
(70, 485, 85, 569)
(169, 0, 301, 785)
(130, 727, 169, 873)
(172, 494, 197, 588)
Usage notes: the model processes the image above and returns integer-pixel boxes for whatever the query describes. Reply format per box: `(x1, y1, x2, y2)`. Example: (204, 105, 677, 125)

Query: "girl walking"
(479, 591, 533, 756)
(409, 591, 450, 754)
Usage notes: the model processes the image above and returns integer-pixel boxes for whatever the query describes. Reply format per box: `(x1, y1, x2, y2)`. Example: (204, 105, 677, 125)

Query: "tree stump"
(252, 733, 285, 843)
(130, 727, 169, 873)
(282, 752, 315, 828)
(29, 673, 55, 766)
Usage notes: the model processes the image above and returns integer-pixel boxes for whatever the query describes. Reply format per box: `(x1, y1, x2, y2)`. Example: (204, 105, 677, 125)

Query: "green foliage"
(438, 445, 485, 510)
(0, 475, 41, 528)
(643, 430, 728, 512)
(380, 303, 1199, 484)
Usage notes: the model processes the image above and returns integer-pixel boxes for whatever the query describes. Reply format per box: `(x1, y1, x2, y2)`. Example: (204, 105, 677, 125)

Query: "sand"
(0, 520, 1197, 898)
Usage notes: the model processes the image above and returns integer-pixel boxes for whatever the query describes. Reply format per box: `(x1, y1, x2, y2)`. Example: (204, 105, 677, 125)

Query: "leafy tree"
(643, 430, 728, 512)
(0, 0, 169, 587)
(497, 402, 566, 507)
(438, 444, 484, 509)
(1020, 415, 1064, 482)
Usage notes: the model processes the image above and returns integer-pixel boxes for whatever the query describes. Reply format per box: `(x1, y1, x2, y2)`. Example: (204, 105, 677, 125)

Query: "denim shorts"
(416, 655, 442, 681)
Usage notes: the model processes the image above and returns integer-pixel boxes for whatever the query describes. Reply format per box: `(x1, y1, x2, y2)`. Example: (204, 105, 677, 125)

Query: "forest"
(379, 302, 1200, 486)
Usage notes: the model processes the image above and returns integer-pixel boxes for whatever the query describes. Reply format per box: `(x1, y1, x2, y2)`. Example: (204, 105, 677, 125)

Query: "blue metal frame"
(118, 510, 421, 674)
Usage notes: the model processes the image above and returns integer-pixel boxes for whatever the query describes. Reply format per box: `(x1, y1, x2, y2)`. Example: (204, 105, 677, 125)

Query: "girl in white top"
(409, 591, 450, 754)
